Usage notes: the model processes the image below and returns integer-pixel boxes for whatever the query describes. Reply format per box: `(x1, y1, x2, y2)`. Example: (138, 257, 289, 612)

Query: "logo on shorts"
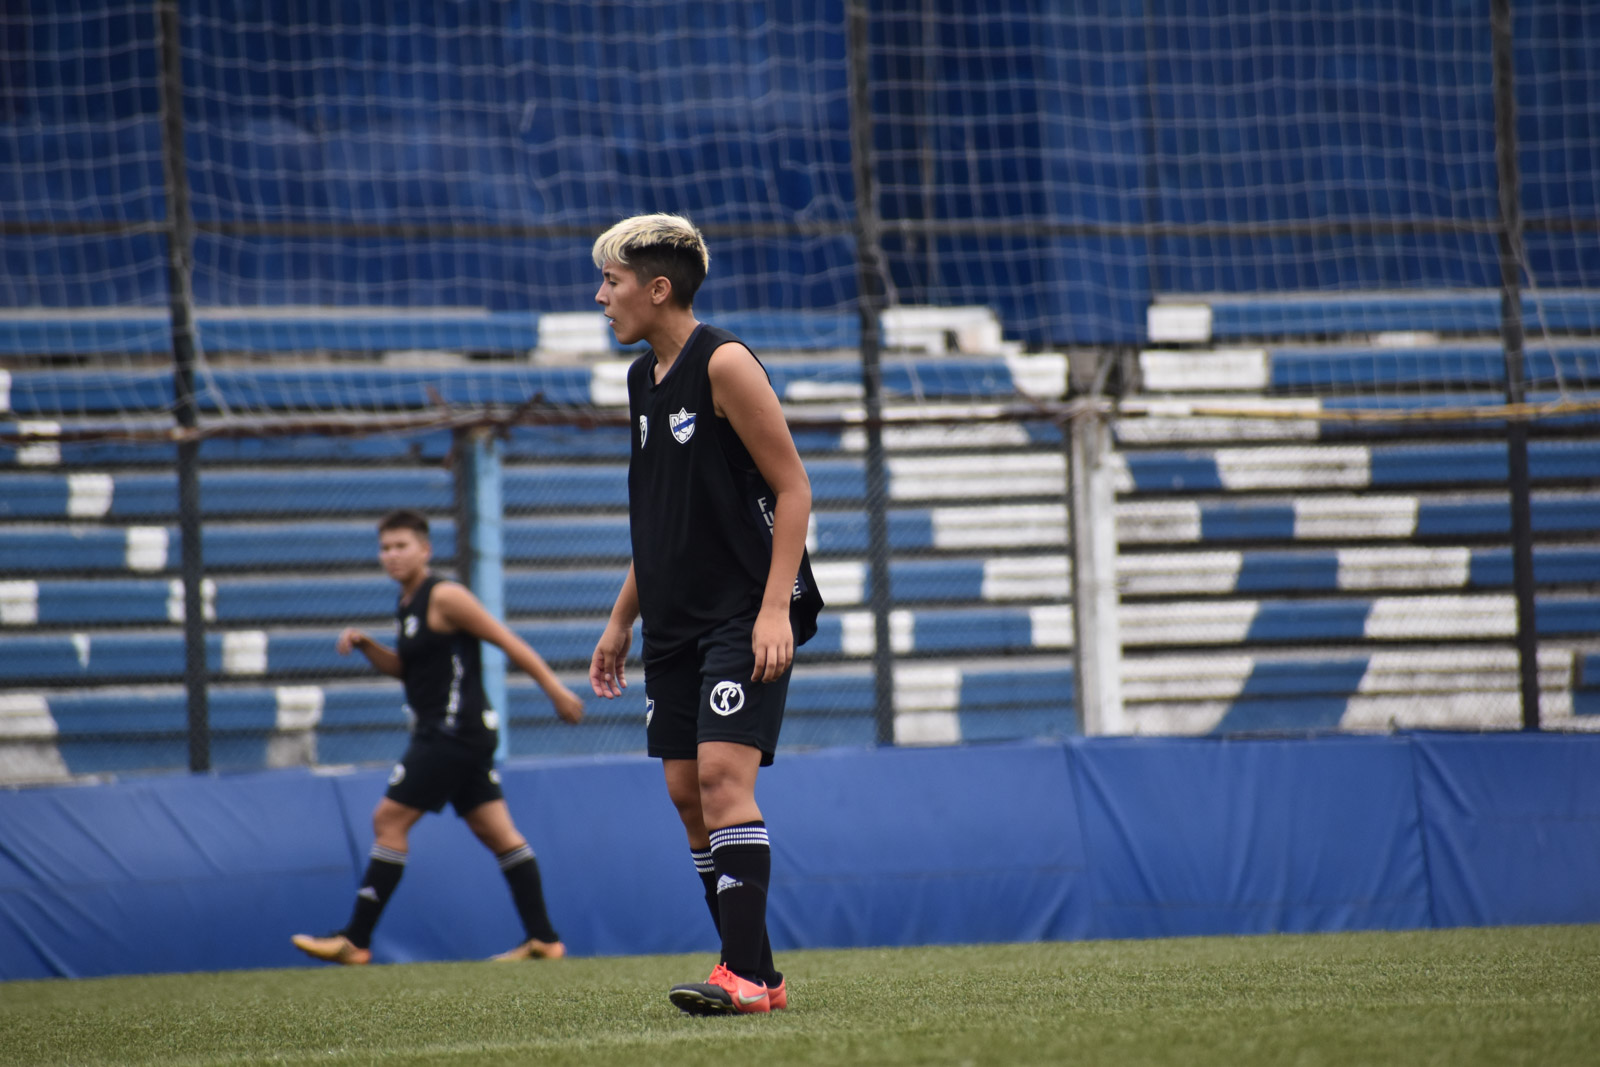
(709, 681, 745, 716)
(639, 414, 648, 448)
(645, 697, 655, 726)
(670, 408, 696, 444)
(388, 763, 406, 786)
(488, 768, 501, 785)
(403, 614, 419, 638)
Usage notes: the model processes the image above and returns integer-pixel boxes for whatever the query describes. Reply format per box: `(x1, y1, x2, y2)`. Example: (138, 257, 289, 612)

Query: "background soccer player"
(588, 214, 823, 1015)
(292, 508, 586, 965)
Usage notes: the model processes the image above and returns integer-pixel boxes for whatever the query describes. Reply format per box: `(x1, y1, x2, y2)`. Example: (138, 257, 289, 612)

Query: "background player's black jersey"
(626, 323, 822, 660)
(396, 575, 495, 746)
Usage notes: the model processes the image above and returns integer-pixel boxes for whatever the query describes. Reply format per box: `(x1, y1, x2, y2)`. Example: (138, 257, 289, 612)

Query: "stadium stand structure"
(4, 294, 1600, 783)
(0, 307, 1079, 780)
(1123, 289, 1600, 734)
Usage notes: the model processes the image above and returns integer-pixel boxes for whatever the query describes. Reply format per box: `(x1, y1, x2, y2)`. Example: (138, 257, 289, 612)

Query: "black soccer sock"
(709, 821, 774, 985)
(691, 847, 721, 935)
(342, 844, 406, 950)
(499, 843, 560, 944)
(697, 843, 780, 984)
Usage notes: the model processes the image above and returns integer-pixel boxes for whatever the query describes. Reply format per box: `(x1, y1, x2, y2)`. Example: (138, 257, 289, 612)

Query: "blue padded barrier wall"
(1410, 733, 1600, 929)
(758, 744, 1092, 949)
(3, 734, 1599, 981)
(0, 771, 355, 980)
(1073, 737, 1432, 939)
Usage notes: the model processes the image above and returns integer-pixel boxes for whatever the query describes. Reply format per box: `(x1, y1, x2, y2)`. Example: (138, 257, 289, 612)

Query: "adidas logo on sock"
(716, 873, 743, 894)
(357, 886, 380, 902)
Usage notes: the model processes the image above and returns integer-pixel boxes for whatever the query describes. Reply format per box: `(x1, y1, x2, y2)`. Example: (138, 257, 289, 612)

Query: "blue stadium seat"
(1193, 291, 1600, 341)
(0, 612, 1066, 683)
(0, 311, 542, 357)
(13, 545, 1597, 628)
(1266, 343, 1600, 393)
(1, 354, 1042, 419)
(1120, 439, 1600, 494)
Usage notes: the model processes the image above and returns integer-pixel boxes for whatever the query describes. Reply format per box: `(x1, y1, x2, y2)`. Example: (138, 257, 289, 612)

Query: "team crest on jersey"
(639, 414, 648, 448)
(709, 680, 745, 716)
(403, 614, 419, 637)
(670, 408, 696, 443)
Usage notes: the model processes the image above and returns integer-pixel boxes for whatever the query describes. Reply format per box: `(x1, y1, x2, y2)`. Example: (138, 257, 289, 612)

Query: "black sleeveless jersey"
(396, 575, 495, 745)
(627, 323, 823, 660)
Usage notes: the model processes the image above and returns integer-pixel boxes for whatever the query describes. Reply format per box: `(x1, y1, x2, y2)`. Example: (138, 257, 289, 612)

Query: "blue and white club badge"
(670, 407, 696, 443)
(638, 414, 648, 448)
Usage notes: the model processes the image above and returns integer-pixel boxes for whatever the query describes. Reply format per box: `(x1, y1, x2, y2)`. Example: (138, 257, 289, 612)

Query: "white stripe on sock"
(709, 826, 770, 851)
(497, 844, 536, 870)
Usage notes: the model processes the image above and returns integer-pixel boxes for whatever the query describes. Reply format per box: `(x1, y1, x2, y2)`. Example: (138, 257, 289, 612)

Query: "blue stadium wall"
(4, 1, 1598, 342)
(3, 734, 1598, 981)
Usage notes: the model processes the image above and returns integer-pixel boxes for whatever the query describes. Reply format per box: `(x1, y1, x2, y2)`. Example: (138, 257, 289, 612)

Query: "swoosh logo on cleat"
(737, 991, 767, 1006)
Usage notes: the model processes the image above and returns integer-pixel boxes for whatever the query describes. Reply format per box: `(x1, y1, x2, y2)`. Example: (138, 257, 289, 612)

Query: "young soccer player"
(291, 508, 586, 966)
(587, 213, 823, 1015)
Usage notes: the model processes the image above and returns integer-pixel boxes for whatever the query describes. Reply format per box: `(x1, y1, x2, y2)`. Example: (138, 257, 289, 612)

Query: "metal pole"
(847, 1, 896, 745)
(1066, 356, 1124, 736)
(158, 0, 209, 770)
(462, 429, 510, 761)
(1491, 0, 1540, 730)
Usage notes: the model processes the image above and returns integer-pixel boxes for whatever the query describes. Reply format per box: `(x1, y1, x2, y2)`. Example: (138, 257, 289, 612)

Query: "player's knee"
(372, 802, 411, 842)
(695, 766, 748, 812)
(667, 790, 706, 833)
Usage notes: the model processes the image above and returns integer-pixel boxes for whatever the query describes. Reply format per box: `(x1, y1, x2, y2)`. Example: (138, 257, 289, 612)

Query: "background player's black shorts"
(385, 734, 504, 816)
(643, 611, 790, 766)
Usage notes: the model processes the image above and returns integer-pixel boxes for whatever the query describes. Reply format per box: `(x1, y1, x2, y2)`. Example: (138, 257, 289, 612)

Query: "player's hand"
(589, 623, 631, 698)
(551, 685, 586, 724)
(751, 604, 794, 683)
(336, 628, 366, 655)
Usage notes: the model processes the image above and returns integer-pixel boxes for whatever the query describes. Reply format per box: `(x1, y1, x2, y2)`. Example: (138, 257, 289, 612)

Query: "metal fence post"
(1067, 354, 1125, 736)
(456, 427, 510, 759)
(847, 0, 897, 745)
(1491, 0, 1540, 730)
(158, 0, 210, 771)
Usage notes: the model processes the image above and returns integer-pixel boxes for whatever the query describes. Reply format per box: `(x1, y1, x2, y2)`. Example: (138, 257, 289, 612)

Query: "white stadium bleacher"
(2, 292, 1599, 783)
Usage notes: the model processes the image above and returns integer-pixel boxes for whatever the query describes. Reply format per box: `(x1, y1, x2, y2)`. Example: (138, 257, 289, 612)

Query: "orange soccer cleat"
(668, 962, 770, 1015)
(290, 933, 371, 966)
(489, 937, 567, 961)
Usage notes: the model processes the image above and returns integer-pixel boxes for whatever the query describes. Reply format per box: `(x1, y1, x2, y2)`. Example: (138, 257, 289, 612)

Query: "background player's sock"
(710, 821, 772, 985)
(342, 843, 406, 950)
(692, 846, 721, 934)
(499, 843, 560, 943)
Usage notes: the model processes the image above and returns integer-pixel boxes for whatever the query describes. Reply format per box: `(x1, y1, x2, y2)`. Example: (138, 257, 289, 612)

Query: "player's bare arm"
(590, 563, 639, 699)
(429, 581, 585, 724)
(709, 341, 813, 683)
(336, 627, 403, 678)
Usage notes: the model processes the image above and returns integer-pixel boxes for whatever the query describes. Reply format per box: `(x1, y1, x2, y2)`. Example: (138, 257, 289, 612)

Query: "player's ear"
(650, 275, 672, 306)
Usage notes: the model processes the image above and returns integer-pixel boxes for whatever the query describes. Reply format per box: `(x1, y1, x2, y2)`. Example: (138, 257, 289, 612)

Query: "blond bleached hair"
(591, 213, 709, 308)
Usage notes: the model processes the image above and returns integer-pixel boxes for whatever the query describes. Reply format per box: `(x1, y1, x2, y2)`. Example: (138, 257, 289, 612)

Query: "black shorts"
(644, 613, 791, 767)
(384, 734, 504, 817)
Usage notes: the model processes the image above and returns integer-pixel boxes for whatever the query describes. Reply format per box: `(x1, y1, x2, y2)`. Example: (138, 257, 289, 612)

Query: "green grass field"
(3, 926, 1597, 1067)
